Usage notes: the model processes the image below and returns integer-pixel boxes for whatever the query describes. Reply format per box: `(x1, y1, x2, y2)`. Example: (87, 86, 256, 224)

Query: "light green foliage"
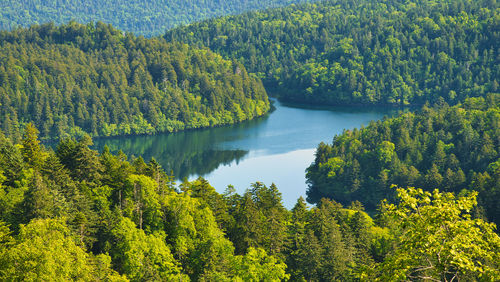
(0, 218, 126, 281)
(0, 221, 13, 250)
(1, 123, 498, 281)
(126, 174, 162, 231)
(320, 157, 344, 178)
(161, 188, 289, 281)
(0, 172, 4, 189)
(162, 191, 235, 279)
(181, 177, 233, 232)
(109, 217, 185, 281)
(231, 247, 289, 281)
(376, 141, 395, 164)
(378, 187, 500, 281)
(0, 168, 29, 226)
(0, 129, 291, 281)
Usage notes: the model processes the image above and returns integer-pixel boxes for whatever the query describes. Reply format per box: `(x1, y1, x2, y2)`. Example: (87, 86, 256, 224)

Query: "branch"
(413, 265, 435, 272)
(437, 238, 446, 264)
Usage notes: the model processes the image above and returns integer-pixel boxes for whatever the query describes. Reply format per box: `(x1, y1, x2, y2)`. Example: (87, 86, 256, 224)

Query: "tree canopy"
(0, 22, 270, 141)
(167, 0, 499, 106)
(378, 187, 500, 281)
(0, 124, 498, 280)
(307, 95, 500, 227)
(0, 0, 317, 37)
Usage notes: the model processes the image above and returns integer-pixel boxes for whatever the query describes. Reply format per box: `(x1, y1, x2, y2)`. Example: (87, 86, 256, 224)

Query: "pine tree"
(21, 123, 44, 169)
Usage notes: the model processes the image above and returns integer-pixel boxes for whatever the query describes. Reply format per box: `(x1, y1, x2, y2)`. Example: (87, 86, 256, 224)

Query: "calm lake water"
(93, 99, 396, 208)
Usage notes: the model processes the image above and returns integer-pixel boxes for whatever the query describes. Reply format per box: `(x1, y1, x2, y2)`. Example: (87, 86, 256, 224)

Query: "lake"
(93, 99, 396, 208)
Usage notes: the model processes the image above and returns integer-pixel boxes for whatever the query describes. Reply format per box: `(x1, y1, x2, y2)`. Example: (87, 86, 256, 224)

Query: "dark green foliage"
(0, 131, 24, 188)
(229, 182, 289, 257)
(0, 22, 270, 140)
(0, 0, 316, 37)
(167, 0, 500, 106)
(307, 95, 500, 226)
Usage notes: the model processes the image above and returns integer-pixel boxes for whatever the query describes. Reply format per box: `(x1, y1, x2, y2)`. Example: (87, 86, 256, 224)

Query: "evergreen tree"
(21, 123, 44, 169)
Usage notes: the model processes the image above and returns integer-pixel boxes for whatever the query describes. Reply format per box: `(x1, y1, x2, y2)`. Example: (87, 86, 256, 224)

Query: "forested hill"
(0, 0, 316, 37)
(0, 125, 499, 280)
(167, 0, 500, 106)
(0, 22, 270, 141)
(306, 95, 500, 227)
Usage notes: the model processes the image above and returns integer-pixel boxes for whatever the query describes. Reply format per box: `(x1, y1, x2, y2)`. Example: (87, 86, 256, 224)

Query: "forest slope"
(306, 95, 500, 227)
(0, 0, 316, 37)
(0, 22, 270, 140)
(167, 0, 500, 106)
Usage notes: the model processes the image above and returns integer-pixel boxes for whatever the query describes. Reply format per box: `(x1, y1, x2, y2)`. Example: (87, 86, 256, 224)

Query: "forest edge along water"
(92, 98, 398, 208)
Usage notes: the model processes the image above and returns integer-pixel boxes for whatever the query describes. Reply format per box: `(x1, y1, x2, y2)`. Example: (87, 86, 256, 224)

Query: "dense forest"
(0, 125, 498, 280)
(0, 0, 316, 37)
(0, 22, 270, 141)
(167, 0, 500, 106)
(0, 0, 499, 280)
(306, 95, 500, 227)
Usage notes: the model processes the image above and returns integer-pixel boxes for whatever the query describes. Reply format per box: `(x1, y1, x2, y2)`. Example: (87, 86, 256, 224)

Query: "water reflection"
(92, 116, 273, 179)
(92, 99, 398, 207)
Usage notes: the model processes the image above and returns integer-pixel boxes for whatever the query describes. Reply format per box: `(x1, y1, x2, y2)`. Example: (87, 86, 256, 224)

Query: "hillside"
(167, 0, 500, 106)
(0, 0, 316, 37)
(0, 22, 270, 140)
(306, 95, 500, 227)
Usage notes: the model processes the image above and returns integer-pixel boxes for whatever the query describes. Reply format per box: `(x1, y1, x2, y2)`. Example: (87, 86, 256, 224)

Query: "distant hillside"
(167, 0, 500, 106)
(0, 22, 270, 140)
(0, 0, 316, 37)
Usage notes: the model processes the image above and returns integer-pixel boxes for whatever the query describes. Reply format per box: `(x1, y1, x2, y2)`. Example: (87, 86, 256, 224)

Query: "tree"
(73, 135, 104, 184)
(376, 141, 395, 165)
(126, 174, 162, 231)
(0, 22, 270, 140)
(285, 197, 310, 280)
(161, 191, 236, 279)
(310, 198, 354, 280)
(0, 218, 126, 281)
(378, 187, 500, 281)
(230, 247, 289, 281)
(108, 217, 185, 281)
(21, 123, 44, 169)
(181, 177, 233, 232)
(0, 131, 25, 187)
(22, 172, 64, 221)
